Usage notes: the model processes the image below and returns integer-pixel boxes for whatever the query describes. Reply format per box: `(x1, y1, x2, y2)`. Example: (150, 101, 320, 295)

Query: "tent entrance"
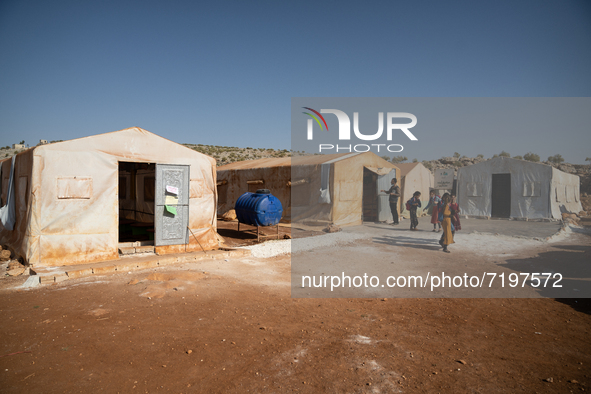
(491, 173, 511, 218)
(362, 168, 378, 222)
(118, 162, 156, 243)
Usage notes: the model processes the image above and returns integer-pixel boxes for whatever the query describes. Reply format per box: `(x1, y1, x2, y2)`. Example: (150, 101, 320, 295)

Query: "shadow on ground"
(502, 232, 591, 301)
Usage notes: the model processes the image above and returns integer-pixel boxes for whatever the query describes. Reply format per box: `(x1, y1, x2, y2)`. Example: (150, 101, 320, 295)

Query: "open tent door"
(491, 173, 511, 218)
(155, 164, 190, 246)
(369, 167, 395, 222)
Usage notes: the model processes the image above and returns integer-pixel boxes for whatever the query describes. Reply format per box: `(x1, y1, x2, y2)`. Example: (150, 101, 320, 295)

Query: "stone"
(543, 377, 554, 383)
(39, 275, 55, 284)
(323, 224, 341, 233)
(92, 265, 117, 275)
(7, 267, 25, 276)
(66, 268, 93, 279)
(0, 250, 11, 261)
(221, 209, 237, 221)
(118, 247, 136, 255)
(7, 260, 23, 271)
(54, 274, 68, 283)
(135, 246, 155, 254)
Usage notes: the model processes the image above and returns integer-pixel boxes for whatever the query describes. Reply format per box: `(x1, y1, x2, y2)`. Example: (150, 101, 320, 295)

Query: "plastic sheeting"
(457, 157, 582, 219)
(0, 156, 16, 230)
(0, 128, 218, 267)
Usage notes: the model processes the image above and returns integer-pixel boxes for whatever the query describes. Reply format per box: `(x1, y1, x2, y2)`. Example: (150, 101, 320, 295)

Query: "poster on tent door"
(290, 97, 590, 299)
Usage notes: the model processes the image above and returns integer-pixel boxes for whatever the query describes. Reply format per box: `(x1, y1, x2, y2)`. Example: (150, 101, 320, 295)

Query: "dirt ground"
(1, 231, 590, 393)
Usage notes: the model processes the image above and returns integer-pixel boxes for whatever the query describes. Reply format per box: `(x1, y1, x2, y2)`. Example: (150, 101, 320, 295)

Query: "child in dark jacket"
(407, 191, 422, 231)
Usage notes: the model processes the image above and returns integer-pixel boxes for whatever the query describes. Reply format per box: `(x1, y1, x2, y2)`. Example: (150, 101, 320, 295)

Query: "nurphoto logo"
(302, 107, 418, 153)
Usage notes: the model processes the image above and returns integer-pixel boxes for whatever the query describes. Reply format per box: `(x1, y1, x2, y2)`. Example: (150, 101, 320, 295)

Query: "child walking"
(425, 190, 442, 232)
(407, 191, 422, 231)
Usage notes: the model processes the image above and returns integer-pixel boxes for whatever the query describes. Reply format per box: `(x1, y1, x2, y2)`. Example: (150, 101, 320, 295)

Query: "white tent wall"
(457, 157, 581, 219)
(550, 167, 583, 218)
(398, 164, 434, 218)
(1, 128, 218, 268)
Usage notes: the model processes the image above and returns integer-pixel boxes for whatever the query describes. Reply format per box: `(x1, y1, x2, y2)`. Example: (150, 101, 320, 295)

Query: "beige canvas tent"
(217, 152, 400, 227)
(0, 127, 218, 268)
(457, 157, 582, 219)
(396, 162, 434, 218)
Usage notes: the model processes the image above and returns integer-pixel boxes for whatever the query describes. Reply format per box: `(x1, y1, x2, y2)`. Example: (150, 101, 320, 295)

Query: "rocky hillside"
(182, 144, 305, 166)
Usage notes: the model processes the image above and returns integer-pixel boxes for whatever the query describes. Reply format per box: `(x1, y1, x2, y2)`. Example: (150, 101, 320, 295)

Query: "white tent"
(457, 157, 582, 219)
(0, 127, 218, 268)
(397, 162, 434, 218)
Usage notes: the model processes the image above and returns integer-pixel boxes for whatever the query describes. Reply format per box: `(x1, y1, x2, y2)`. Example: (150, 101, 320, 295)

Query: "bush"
(499, 151, 510, 157)
(422, 161, 432, 170)
(548, 154, 564, 164)
(523, 152, 540, 162)
(453, 152, 460, 158)
(391, 156, 408, 164)
(477, 154, 484, 159)
(412, 158, 418, 163)
(513, 155, 523, 160)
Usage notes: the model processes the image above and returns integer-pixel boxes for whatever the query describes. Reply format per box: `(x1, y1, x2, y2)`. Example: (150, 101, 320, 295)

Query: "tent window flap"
(57, 177, 92, 199)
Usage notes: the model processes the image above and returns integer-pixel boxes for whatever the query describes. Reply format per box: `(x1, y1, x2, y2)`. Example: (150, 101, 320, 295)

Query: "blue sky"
(1, 1, 590, 162)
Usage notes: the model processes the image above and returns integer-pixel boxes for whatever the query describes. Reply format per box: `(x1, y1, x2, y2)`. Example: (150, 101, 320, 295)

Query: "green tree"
(477, 154, 484, 159)
(391, 156, 408, 164)
(412, 158, 418, 163)
(380, 155, 390, 162)
(499, 151, 510, 158)
(513, 155, 523, 160)
(453, 152, 460, 158)
(548, 154, 564, 164)
(523, 152, 540, 162)
(585, 157, 591, 163)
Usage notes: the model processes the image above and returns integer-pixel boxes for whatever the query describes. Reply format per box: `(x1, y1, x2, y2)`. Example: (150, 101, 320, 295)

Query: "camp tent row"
(217, 152, 401, 227)
(0, 128, 583, 269)
(0, 128, 218, 268)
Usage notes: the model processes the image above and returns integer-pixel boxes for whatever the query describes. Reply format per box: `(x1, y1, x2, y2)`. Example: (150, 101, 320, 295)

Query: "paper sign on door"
(165, 205, 177, 215)
(165, 195, 179, 205)
(166, 185, 179, 195)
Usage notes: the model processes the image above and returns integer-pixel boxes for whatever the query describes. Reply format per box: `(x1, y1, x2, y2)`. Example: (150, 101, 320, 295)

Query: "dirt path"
(1, 234, 590, 393)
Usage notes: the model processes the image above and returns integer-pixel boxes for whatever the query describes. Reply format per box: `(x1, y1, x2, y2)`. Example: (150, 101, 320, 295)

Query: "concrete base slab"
(30, 248, 250, 285)
(21, 275, 40, 288)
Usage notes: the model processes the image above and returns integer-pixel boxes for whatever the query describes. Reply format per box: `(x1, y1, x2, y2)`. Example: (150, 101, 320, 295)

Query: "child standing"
(438, 193, 456, 253)
(407, 191, 422, 231)
(425, 190, 442, 232)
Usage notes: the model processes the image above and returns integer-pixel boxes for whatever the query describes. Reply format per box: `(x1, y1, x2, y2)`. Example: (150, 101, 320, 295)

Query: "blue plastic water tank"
(235, 190, 283, 226)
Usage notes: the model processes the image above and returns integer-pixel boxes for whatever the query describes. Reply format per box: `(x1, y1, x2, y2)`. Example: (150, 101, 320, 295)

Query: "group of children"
(405, 190, 461, 253)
